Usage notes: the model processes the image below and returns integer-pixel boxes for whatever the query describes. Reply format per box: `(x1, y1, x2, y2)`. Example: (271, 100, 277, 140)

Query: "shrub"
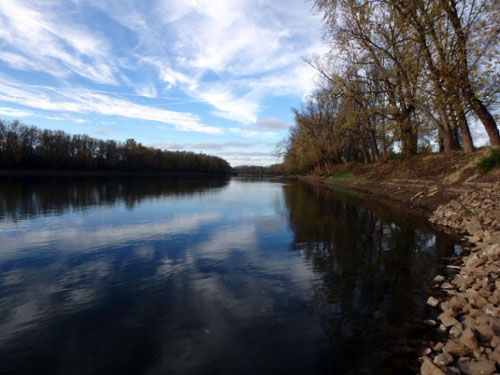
(477, 148, 500, 173)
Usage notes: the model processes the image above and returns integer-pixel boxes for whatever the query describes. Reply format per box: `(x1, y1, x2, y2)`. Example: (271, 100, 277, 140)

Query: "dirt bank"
(304, 147, 500, 375)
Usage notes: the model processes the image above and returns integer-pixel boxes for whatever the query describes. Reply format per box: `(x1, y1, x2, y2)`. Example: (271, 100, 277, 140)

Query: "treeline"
(0, 120, 231, 173)
(282, 0, 500, 174)
(232, 163, 284, 176)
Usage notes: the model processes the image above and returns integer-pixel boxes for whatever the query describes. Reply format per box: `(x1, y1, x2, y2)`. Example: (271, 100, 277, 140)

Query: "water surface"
(0, 176, 458, 374)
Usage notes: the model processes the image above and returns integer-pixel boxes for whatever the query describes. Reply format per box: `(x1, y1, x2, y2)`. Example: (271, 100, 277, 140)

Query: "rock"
(445, 366, 461, 375)
(449, 296, 467, 312)
(427, 296, 440, 308)
(437, 324, 448, 333)
(433, 352, 453, 367)
(468, 234, 481, 243)
(441, 301, 451, 312)
(434, 275, 446, 283)
(433, 342, 444, 352)
(424, 319, 437, 326)
(490, 336, 500, 348)
(475, 323, 495, 342)
(458, 359, 496, 375)
(489, 350, 500, 366)
(470, 309, 483, 318)
(422, 347, 432, 356)
(444, 340, 471, 357)
(439, 314, 459, 328)
(441, 282, 455, 290)
(484, 304, 500, 317)
(421, 357, 446, 375)
(475, 296, 489, 309)
(460, 328, 479, 351)
(449, 323, 464, 338)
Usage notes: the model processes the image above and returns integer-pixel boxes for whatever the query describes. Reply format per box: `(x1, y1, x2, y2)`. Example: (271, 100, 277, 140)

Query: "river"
(0, 176, 459, 374)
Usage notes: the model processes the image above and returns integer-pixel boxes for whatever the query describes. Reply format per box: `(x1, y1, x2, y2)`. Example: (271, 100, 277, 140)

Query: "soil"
(305, 147, 500, 219)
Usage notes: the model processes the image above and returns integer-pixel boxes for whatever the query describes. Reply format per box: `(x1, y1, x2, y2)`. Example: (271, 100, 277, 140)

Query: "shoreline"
(0, 169, 232, 177)
(300, 170, 500, 374)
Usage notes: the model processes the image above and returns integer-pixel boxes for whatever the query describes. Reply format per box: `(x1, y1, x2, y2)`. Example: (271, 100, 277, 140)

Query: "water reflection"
(283, 183, 457, 373)
(0, 177, 457, 374)
(0, 176, 230, 222)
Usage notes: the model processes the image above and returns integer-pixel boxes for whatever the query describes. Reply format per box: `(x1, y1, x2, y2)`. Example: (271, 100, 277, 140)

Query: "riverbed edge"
(298, 174, 500, 374)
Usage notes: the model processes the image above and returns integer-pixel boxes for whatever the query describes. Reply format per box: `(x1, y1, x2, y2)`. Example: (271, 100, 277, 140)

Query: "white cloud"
(0, 77, 223, 134)
(0, 0, 116, 84)
(134, 83, 158, 98)
(0, 0, 325, 165)
(0, 106, 33, 117)
(229, 127, 276, 138)
(196, 86, 259, 124)
(81, 0, 325, 124)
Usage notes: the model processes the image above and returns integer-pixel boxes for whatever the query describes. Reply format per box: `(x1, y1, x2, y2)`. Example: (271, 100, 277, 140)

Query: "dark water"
(0, 176, 459, 374)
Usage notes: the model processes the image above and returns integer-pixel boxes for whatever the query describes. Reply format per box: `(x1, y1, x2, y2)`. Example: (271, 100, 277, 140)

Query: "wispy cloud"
(0, 0, 325, 164)
(146, 140, 275, 151)
(255, 118, 289, 130)
(229, 127, 277, 138)
(0, 77, 223, 134)
(0, 106, 33, 117)
(0, 0, 116, 84)
(84, 0, 325, 124)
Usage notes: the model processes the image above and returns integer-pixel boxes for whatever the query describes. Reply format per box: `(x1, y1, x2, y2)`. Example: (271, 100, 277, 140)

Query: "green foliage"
(477, 148, 500, 173)
(326, 170, 352, 182)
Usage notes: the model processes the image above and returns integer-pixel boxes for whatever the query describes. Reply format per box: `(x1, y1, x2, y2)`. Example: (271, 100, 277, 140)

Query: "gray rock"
(475, 323, 495, 342)
(440, 314, 459, 328)
(434, 275, 446, 283)
(460, 328, 479, 351)
(433, 352, 453, 367)
(421, 358, 446, 375)
(433, 342, 444, 352)
(458, 359, 496, 375)
(443, 340, 471, 357)
(490, 336, 500, 348)
(427, 296, 440, 308)
(441, 282, 455, 290)
(449, 323, 464, 338)
(488, 350, 500, 365)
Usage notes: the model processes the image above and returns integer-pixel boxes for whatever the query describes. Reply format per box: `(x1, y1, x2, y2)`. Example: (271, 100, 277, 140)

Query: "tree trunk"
(453, 100, 474, 153)
(462, 86, 500, 146)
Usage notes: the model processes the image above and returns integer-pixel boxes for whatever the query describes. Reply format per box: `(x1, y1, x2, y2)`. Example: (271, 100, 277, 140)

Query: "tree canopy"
(0, 120, 231, 174)
(282, 0, 500, 174)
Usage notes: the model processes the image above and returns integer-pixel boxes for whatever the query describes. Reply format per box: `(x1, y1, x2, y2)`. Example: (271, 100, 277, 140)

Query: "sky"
(0, 0, 328, 166)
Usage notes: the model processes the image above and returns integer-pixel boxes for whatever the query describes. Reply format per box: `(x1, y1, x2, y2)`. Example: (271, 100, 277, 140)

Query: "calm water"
(0, 176, 459, 374)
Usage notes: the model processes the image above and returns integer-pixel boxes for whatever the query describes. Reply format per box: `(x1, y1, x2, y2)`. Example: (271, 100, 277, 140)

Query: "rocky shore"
(420, 185, 500, 374)
(304, 148, 500, 374)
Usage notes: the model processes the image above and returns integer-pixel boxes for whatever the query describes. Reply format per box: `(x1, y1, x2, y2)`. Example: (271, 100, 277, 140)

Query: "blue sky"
(0, 0, 328, 166)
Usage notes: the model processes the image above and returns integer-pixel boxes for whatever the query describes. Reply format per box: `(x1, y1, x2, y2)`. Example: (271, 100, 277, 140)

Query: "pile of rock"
(420, 185, 500, 374)
(430, 186, 500, 245)
(421, 244, 500, 374)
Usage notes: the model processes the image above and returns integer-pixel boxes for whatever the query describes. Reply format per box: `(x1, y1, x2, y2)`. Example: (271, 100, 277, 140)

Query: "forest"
(232, 163, 284, 176)
(0, 120, 231, 174)
(281, 0, 500, 174)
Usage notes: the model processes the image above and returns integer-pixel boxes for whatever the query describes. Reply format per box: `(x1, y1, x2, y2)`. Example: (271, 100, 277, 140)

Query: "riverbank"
(300, 147, 500, 374)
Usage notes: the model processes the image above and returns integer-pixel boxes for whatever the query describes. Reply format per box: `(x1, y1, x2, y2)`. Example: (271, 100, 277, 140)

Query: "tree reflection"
(282, 182, 457, 374)
(0, 176, 229, 222)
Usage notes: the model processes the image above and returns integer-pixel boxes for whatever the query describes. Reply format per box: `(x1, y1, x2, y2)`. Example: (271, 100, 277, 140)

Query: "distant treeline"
(0, 120, 231, 173)
(232, 163, 284, 176)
